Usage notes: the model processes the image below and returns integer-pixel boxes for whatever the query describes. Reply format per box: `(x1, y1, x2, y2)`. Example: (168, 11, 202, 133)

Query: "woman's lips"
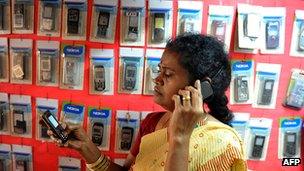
(154, 86, 162, 95)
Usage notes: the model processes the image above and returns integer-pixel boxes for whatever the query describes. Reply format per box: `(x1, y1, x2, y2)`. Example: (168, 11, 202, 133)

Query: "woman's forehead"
(160, 50, 180, 67)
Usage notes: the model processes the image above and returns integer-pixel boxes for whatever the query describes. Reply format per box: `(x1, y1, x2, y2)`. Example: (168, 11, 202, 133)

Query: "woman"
(48, 34, 247, 171)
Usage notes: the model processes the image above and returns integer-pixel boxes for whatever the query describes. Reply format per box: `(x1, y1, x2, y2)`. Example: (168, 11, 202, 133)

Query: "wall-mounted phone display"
(12, 145, 32, 171)
(125, 10, 140, 42)
(62, 1, 87, 40)
(12, 0, 34, 34)
(60, 102, 85, 126)
(120, 126, 134, 151)
(290, 10, 304, 57)
(97, 12, 110, 38)
(251, 135, 265, 158)
(211, 20, 226, 42)
(283, 132, 297, 157)
(0, 144, 11, 171)
(93, 65, 106, 91)
(298, 22, 304, 51)
(152, 13, 165, 43)
(258, 79, 275, 105)
(58, 157, 81, 171)
(143, 52, 161, 95)
(234, 76, 249, 103)
(122, 62, 138, 91)
(0, 93, 9, 134)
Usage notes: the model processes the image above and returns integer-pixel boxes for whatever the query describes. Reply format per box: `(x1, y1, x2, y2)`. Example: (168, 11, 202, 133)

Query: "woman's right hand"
(47, 122, 102, 164)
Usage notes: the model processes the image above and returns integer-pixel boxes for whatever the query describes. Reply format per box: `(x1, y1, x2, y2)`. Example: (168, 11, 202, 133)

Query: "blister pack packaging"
(0, 144, 12, 171)
(118, 48, 144, 94)
(176, 1, 203, 36)
(207, 5, 234, 50)
(290, 10, 304, 57)
(231, 112, 250, 146)
(12, 0, 34, 34)
(0, 38, 9, 83)
(0, 93, 10, 135)
(120, 0, 145, 46)
(36, 40, 60, 87)
(90, 0, 118, 44)
(89, 49, 114, 95)
(10, 94, 32, 138)
(12, 145, 33, 171)
(62, 0, 87, 40)
(252, 63, 281, 109)
(38, 0, 62, 37)
(230, 59, 254, 104)
(87, 107, 111, 150)
(0, 0, 11, 34)
(283, 69, 304, 109)
(278, 117, 302, 159)
(58, 156, 81, 171)
(147, 0, 173, 47)
(260, 7, 286, 54)
(60, 44, 85, 90)
(10, 39, 33, 84)
(61, 101, 85, 126)
(115, 110, 140, 153)
(247, 118, 272, 161)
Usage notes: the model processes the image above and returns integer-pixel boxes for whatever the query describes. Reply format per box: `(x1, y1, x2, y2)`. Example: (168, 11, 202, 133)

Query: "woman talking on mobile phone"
(47, 33, 247, 171)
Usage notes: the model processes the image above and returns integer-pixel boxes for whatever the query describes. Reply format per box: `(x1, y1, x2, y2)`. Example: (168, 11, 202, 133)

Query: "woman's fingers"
(178, 89, 191, 108)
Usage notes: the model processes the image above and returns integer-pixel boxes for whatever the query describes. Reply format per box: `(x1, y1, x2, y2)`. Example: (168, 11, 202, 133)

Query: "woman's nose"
(153, 74, 164, 85)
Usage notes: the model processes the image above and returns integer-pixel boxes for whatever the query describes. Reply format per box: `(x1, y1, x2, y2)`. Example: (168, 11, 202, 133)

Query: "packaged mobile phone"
(12, 145, 33, 171)
(231, 112, 250, 145)
(278, 117, 302, 159)
(10, 39, 33, 84)
(89, 49, 114, 95)
(87, 107, 111, 150)
(38, 0, 62, 37)
(90, 0, 118, 44)
(253, 63, 281, 109)
(143, 49, 162, 95)
(176, 1, 202, 36)
(0, 144, 12, 171)
(62, 0, 87, 40)
(230, 60, 254, 104)
(283, 69, 304, 109)
(147, 0, 172, 47)
(290, 10, 304, 57)
(59, 156, 81, 171)
(37, 40, 60, 87)
(0, 38, 9, 83)
(0, 0, 10, 34)
(118, 48, 144, 94)
(60, 44, 85, 90)
(0, 93, 10, 135)
(260, 7, 286, 54)
(207, 5, 234, 50)
(36, 98, 59, 141)
(247, 118, 272, 161)
(115, 110, 140, 153)
(236, 4, 262, 52)
(10, 94, 32, 138)
(120, 0, 145, 46)
(61, 101, 85, 126)
(12, 0, 34, 34)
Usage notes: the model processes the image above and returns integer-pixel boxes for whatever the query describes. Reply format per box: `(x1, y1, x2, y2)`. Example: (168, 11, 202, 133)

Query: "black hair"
(165, 33, 233, 125)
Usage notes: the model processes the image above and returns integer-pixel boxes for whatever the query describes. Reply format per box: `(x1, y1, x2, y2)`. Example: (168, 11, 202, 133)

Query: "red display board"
(0, 0, 303, 171)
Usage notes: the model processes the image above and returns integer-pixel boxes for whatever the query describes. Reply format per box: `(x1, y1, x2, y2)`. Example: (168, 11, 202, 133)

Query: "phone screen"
(48, 115, 58, 128)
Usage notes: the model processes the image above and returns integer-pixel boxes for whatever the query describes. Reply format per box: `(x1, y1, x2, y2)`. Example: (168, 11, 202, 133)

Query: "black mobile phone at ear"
(41, 110, 68, 144)
(201, 80, 213, 101)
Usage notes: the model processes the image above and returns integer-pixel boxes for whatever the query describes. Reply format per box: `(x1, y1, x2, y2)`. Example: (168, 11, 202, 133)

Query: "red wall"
(0, 0, 303, 171)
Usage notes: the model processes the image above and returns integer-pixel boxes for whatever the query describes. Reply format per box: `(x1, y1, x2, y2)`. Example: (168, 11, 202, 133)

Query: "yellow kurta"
(131, 121, 247, 171)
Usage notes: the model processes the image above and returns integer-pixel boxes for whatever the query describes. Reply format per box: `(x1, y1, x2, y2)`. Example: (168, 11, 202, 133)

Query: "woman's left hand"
(169, 80, 206, 142)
